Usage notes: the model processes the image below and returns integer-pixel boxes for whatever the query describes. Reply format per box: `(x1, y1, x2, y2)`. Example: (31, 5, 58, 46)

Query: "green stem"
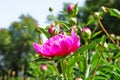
(84, 40, 89, 79)
(38, 34, 42, 44)
(51, 61, 60, 76)
(90, 52, 102, 80)
(85, 40, 88, 69)
(98, 19, 115, 44)
(60, 59, 67, 79)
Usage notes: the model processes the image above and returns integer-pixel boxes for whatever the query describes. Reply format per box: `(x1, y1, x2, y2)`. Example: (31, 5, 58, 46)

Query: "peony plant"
(31, 3, 120, 80)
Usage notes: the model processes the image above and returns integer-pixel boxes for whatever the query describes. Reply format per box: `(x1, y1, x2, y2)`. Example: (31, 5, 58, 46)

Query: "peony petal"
(41, 45, 52, 57)
(71, 28, 77, 40)
(70, 28, 80, 52)
(58, 39, 69, 56)
(33, 42, 43, 53)
(71, 37, 80, 52)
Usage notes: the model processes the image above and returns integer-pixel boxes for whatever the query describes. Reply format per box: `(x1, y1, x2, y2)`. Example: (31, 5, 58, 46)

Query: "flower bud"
(75, 77, 83, 80)
(67, 4, 74, 13)
(70, 18, 77, 25)
(101, 6, 107, 12)
(116, 36, 120, 40)
(49, 7, 53, 12)
(40, 64, 47, 71)
(12, 71, 16, 76)
(81, 27, 91, 40)
(48, 25, 56, 35)
(94, 12, 100, 18)
(111, 34, 115, 39)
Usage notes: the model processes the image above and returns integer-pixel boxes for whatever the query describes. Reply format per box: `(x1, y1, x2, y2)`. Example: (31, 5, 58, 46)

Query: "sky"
(0, 0, 85, 29)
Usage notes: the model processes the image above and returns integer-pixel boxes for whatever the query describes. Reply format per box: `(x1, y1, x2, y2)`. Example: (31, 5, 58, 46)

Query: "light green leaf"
(87, 19, 95, 26)
(91, 30, 102, 39)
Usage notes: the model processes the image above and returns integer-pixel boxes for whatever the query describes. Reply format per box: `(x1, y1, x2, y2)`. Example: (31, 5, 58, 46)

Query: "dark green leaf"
(108, 8, 120, 19)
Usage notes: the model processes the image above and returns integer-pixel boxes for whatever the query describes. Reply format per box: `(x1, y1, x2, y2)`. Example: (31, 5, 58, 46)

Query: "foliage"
(31, 3, 120, 80)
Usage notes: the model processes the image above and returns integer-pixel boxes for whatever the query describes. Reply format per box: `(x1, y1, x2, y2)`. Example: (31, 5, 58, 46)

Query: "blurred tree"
(0, 14, 38, 76)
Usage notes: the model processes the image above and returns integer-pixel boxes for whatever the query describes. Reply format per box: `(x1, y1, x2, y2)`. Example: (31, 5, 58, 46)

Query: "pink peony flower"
(67, 4, 74, 13)
(33, 29, 80, 57)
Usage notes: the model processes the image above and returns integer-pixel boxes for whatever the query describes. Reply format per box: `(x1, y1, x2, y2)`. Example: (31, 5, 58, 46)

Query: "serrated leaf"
(108, 8, 120, 19)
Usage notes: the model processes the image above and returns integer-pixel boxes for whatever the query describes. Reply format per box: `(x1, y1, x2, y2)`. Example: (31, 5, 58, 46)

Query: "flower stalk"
(98, 19, 115, 44)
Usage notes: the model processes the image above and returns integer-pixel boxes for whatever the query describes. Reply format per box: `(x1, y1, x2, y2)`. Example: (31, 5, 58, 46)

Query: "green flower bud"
(81, 27, 91, 40)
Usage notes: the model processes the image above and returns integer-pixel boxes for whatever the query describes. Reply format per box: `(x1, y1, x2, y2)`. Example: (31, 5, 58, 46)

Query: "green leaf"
(91, 30, 102, 39)
(73, 38, 101, 56)
(69, 55, 83, 68)
(73, 3, 79, 15)
(35, 27, 50, 38)
(114, 52, 120, 59)
(98, 71, 110, 79)
(101, 35, 106, 46)
(58, 21, 70, 30)
(87, 19, 96, 26)
(108, 43, 119, 50)
(94, 76, 108, 80)
(108, 8, 120, 19)
(32, 57, 53, 62)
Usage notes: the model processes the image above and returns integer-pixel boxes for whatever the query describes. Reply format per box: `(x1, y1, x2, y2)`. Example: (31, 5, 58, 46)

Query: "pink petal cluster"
(33, 29, 80, 57)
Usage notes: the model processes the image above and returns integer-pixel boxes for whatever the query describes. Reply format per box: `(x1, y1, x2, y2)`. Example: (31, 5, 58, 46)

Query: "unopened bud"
(111, 34, 115, 39)
(101, 6, 107, 12)
(48, 25, 56, 35)
(116, 36, 120, 40)
(12, 71, 16, 76)
(40, 64, 47, 71)
(81, 27, 91, 40)
(70, 18, 77, 25)
(94, 12, 100, 18)
(67, 4, 74, 13)
(75, 77, 83, 80)
(35, 54, 39, 58)
(49, 7, 53, 12)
